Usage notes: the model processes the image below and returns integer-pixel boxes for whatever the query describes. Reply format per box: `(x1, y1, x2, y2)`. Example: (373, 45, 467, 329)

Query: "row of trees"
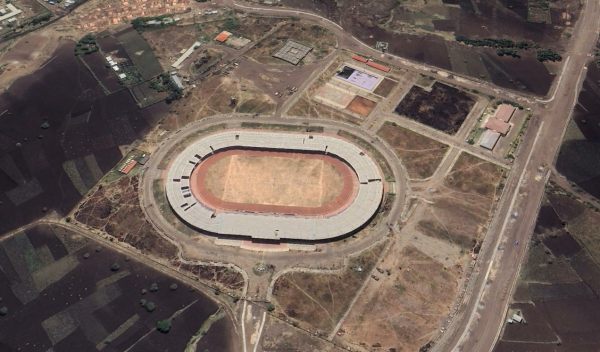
(456, 35, 562, 62)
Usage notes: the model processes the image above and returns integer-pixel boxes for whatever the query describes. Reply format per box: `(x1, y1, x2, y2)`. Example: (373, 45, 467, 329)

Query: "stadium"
(165, 130, 385, 242)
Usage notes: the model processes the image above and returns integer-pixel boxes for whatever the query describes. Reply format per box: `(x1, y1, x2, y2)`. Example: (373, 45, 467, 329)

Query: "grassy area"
(466, 127, 486, 145)
(505, 114, 532, 159)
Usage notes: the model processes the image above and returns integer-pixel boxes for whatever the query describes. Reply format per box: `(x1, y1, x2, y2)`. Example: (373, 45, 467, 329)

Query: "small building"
(496, 104, 516, 122)
(512, 314, 523, 323)
(273, 40, 312, 65)
(118, 73, 126, 79)
(366, 61, 390, 73)
(353, 55, 368, 63)
(170, 73, 184, 90)
(119, 160, 137, 174)
(214, 31, 232, 43)
(479, 130, 501, 150)
(485, 118, 511, 135)
(112, 65, 119, 72)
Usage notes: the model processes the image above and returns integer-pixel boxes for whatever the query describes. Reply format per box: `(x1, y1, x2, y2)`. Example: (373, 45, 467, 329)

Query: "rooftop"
(496, 104, 516, 122)
(273, 40, 312, 65)
(485, 118, 511, 135)
(479, 129, 501, 150)
(214, 31, 231, 43)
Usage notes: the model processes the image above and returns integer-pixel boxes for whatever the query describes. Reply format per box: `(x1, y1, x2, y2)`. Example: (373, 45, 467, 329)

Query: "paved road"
(430, 0, 600, 350)
(211, 1, 600, 351)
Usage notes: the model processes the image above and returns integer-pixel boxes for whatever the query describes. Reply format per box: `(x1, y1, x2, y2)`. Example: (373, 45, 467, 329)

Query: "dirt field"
(418, 152, 505, 248)
(395, 82, 476, 135)
(272, 240, 388, 332)
(202, 151, 345, 208)
(246, 22, 337, 65)
(163, 74, 275, 130)
(0, 224, 237, 352)
(260, 318, 346, 352)
(340, 245, 461, 352)
(346, 96, 377, 117)
(377, 121, 450, 179)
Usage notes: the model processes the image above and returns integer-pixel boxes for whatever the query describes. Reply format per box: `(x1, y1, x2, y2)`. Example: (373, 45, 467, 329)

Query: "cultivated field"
(203, 151, 345, 208)
(271, 240, 388, 332)
(340, 245, 461, 352)
(395, 82, 476, 135)
(377, 121, 450, 179)
(418, 152, 505, 248)
(0, 224, 237, 352)
(494, 184, 600, 351)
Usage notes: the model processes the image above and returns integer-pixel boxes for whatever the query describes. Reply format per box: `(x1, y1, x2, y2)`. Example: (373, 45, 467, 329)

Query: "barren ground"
(271, 240, 388, 332)
(204, 153, 344, 207)
(417, 152, 506, 248)
(377, 121, 450, 179)
(340, 245, 461, 352)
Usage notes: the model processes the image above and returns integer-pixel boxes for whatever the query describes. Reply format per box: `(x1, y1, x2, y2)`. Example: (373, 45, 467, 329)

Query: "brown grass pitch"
(192, 149, 358, 216)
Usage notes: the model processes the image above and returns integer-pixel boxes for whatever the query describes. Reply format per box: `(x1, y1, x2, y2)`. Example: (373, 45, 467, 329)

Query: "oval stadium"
(165, 130, 385, 241)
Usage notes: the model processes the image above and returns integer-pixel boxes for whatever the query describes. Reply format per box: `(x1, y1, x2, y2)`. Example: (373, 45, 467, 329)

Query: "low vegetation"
(149, 73, 183, 103)
(132, 15, 175, 32)
(74, 34, 98, 56)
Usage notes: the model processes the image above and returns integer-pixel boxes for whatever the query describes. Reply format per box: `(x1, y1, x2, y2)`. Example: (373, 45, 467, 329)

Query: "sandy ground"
(204, 153, 344, 207)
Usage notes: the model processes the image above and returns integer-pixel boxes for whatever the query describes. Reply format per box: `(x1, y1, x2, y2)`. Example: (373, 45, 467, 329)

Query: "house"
(485, 118, 511, 135)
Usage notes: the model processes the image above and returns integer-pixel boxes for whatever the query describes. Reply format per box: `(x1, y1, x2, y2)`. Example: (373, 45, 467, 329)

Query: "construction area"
(165, 131, 384, 241)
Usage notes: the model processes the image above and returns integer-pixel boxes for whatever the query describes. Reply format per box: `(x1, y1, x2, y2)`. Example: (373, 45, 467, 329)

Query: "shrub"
(149, 283, 158, 292)
(156, 320, 171, 333)
(83, 253, 90, 259)
(0, 307, 7, 316)
(145, 302, 156, 312)
(169, 284, 178, 291)
(141, 289, 147, 295)
(110, 263, 120, 271)
(95, 246, 102, 252)
(267, 304, 275, 312)
(140, 299, 147, 307)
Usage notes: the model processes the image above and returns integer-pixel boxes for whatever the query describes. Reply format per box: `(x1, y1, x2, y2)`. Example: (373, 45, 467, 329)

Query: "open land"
(339, 245, 462, 352)
(73, 176, 245, 294)
(271, 240, 388, 332)
(0, 223, 237, 352)
(556, 63, 600, 199)
(394, 82, 476, 135)
(494, 182, 600, 351)
(260, 317, 346, 352)
(162, 73, 276, 130)
(279, 0, 575, 95)
(246, 22, 337, 65)
(0, 39, 169, 236)
(202, 151, 345, 207)
(418, 152, 505, 249)
(377, 121, 450, 179)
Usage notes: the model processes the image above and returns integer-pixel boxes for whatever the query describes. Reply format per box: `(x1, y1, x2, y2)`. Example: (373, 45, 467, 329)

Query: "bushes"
(149, 283, 158, 292)
(74, 34, 98, 56)
(536, 49, 562, 62)
(496, 48, 520, 58)
(156, 320, 171, 333)
(110, 263, 120, 271)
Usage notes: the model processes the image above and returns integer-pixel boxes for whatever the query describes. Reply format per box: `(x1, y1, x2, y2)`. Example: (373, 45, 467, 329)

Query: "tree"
(267, 304, 275, 312)
(149, 283, 158, 292)
(169, 284, 178, 291)
(110, 263, 120, 271)
(145, 302, 156, 312)
(156, 320, 171, 333)
(0, 307, 7, 316)
(140, 299, 147, 307)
